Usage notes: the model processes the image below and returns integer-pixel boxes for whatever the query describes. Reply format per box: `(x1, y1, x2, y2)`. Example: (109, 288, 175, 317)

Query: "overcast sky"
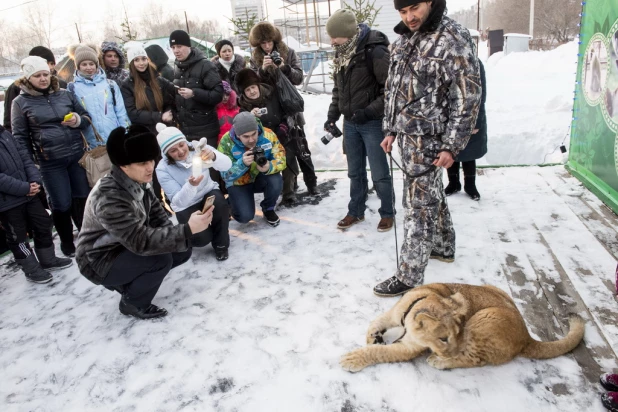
(2, 0, 478, 48)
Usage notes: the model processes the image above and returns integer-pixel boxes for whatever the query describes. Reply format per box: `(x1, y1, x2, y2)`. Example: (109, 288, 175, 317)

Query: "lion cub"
(341, 283, 584, 372)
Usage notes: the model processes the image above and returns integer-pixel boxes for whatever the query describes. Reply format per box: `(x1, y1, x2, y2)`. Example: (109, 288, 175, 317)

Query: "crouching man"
(76, 125, 213, 319)
(218, 112, 286, 227)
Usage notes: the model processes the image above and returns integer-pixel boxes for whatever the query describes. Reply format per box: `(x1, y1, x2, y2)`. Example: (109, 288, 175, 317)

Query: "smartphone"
(201, 195, 216, 214)
(63, 113, 73, 121)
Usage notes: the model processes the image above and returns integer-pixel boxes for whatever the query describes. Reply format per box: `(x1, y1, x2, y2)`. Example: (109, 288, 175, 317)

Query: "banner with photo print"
(568, 0, 618, 213)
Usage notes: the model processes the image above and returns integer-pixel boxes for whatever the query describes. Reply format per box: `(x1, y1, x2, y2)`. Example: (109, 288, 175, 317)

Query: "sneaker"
(601, 374, 618, 392)
(601, 392, 618, 412)
(373, 276, 414, 297)
(337, 215, 365, 230)
(263, 209, 280, 227)
(444, 181, 461, 196)
(215, 246, 229, 261)
(430, 251, 455, 263)
(119, 298, 167, 319)
(377, 217, 394, 232)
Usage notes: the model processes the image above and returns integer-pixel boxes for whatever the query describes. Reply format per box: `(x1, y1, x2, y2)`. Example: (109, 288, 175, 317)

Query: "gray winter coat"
(0, 125, 41, 212)
(76, 165, 192, 285)
(384, 16, 481, 157)
(173, 48, 224, 140)
(250, 42, 304, 86)
(11, 76, 91, 162)
(327, 25, 390, 121)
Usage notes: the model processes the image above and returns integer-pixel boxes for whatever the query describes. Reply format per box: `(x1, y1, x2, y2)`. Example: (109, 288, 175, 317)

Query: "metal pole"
(477, 0, 481, 32)
(304, 0, 311, 46)
(75, 23, 82, 43)
(529, 0, 534, 37)
(185, 11, 190, 35)
(313, 0, 320, 46)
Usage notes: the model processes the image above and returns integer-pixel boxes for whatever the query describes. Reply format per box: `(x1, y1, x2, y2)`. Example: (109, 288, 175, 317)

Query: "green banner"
(567, 0, 618, 213)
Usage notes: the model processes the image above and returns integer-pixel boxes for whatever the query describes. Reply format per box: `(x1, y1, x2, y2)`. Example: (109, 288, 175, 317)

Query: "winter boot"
(445, 163, 461, 196)
(601, 392, 618, 412)
(601, 373, 618, 392)
(464, 176, 481, 201)
(52, 210, 76, 257)
(16, 254, 53, 284)
(119, 296, 168, 319)
(307, 184, 320, 196)
(35, 246, 73, 271)
(71, 197, 87, 231)
(263, 209, 280, 227)
(215, 246, 229, 261)
(373, 276, 414, 297)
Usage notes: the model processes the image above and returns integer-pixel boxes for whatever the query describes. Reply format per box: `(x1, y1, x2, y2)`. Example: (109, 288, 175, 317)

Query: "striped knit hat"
(156, 123, 187, 155)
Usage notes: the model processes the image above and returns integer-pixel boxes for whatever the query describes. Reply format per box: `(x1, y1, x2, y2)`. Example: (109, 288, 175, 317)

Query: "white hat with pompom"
(156, 123, 187, 155)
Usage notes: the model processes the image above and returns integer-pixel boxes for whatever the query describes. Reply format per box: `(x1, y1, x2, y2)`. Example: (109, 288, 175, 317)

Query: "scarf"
(78, 70, 94, 80)
(220, 57, 233, 72)
(332, 28, 360, 74)
(138, 69, 152, 83)
(239, 84, 272, 112)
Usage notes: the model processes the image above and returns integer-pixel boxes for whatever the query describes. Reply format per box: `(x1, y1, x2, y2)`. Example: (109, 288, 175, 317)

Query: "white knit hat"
(21, 56, 49, 79)
(156, 123, 187, 155)
(127, 45, 148, 64)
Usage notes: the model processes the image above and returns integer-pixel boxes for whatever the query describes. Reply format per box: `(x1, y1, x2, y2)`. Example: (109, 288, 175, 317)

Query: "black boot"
(52, 210, 76, 257)
(71, 197, 87, 231)
(35, 246, 73, 271)
(445, 163, 461, 196)
(119, 296, 168, 319)
(16, 254, 53, 284)
(373, 276, 414, 297)
(215, 246, 229, 261)
(464, 176, 481, 201)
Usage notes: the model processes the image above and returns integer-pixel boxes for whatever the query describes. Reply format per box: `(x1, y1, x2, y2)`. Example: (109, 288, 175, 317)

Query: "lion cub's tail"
(520, 314, 585, 359)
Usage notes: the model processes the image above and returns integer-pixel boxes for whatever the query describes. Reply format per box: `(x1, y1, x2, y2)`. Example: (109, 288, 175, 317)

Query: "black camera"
(321, 123, 343, 145)
(270, 51, 282, 66)
(251, 146, 268, 167)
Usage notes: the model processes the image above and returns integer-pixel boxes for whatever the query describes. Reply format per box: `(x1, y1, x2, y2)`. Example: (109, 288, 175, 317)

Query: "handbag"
(275, 71, 304, 116)
(78, 117, 111, 187)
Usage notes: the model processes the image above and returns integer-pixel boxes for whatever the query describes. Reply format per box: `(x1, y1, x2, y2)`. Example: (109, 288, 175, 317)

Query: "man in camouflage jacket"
(373, 0, 481, 296)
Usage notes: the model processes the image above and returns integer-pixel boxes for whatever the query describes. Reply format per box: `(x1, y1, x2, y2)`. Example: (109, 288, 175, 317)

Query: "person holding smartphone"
(155, 123, 232, 261)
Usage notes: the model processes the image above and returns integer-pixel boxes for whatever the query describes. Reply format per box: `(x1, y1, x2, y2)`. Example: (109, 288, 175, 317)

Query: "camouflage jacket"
(383, 16, 481, 157)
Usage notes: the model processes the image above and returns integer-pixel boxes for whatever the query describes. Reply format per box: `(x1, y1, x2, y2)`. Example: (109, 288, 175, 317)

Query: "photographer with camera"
(218, 112, 286, 227)
(236, 68, 317, 206)
(248, 22, 304, 87)
(325, 10, 394, 232)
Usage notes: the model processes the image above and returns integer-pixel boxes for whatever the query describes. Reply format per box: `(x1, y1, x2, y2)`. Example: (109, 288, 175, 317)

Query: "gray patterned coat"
(383, 16, 482, 159)
(76, 165, 192, 285)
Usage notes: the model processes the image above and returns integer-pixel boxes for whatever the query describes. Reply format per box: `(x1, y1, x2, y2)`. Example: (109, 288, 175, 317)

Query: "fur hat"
(107, 125, 161, 166)
(29, 46, 56, 64)
(68, 43, 99, 69)
(326, 10, 358, 39)
(235, 68, 261, 93)
(170, 30, 192, 48)
(215, 39, 234, 56)
(156, 123, 187, 155)
(20, 56, 49, 79)
(249, 22, 282, 48)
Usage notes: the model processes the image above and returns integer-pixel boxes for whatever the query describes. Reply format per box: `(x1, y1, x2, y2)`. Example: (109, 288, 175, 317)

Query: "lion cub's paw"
(366, 329, 386, 345)
(427, 354, 450, 370)
(340, 348, 370, 372)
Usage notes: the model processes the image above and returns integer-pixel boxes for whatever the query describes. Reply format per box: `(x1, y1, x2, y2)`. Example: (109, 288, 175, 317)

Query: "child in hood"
(216, 81, 239, 144)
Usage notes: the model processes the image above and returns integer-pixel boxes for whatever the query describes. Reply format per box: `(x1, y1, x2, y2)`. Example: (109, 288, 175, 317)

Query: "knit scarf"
(332, 28, 360, 74)
(220, 57, 233, 72)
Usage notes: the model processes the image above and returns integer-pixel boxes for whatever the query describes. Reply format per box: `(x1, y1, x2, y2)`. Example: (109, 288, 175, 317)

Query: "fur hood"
(67, 43, 100, 61)
(100, 41, 127, 69)
(15, 75, 60, 96)
(249, 22, 282, 47)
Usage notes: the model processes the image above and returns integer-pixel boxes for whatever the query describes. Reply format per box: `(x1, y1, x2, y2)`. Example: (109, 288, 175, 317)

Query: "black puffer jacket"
(120, 73, 177, 135)
(0, 125, 41, 213)
(212, 54, 247, 93)
(11, 77, 91, 163)
(327, 25, 390, 122)
(173, 48, 224, 141)
(4, 77, 67, 132)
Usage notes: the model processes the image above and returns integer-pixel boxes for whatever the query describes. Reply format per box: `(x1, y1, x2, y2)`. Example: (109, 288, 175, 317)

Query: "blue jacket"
(69, 68, 130, 148)
(156, 141, 231, 213)
(0, 125, 41, 213)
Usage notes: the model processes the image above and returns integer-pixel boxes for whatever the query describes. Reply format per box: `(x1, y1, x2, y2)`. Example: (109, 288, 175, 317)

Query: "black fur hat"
(235, 68, 261, 93)
(249, 22, 282, 48)
(106, 125, 161, 166)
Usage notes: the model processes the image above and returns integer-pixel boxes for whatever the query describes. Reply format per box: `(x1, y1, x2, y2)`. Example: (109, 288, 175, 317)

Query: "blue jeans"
(343, 119, 394, 218)
(227, 173, 283, 223)
(39, 151, 90, 212)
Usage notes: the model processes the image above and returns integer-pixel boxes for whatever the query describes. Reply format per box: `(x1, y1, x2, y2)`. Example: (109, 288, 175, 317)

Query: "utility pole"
(185, 11, 190, 34)
(75, 23, 82, 43)
(529, 0, 535, 37)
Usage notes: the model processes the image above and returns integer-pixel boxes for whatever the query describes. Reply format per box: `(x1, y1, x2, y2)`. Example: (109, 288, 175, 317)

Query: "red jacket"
(216, 91, 239, 144)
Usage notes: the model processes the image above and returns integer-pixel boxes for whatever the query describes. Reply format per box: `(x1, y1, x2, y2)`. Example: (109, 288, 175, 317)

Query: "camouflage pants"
(395, 166, 455, 287)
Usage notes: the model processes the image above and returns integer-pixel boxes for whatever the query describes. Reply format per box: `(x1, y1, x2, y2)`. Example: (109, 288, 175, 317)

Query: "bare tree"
(342, 0, 382, 28)
(23, 3, 56, 49)
(535, 0, 580, 43)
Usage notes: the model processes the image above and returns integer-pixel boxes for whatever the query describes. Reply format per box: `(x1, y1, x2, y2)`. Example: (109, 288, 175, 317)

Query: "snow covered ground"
(1, 166, 616, 412)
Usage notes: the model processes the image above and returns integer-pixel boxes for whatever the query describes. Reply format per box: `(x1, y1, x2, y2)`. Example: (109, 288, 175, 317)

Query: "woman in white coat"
(156, 123, 232, 260)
